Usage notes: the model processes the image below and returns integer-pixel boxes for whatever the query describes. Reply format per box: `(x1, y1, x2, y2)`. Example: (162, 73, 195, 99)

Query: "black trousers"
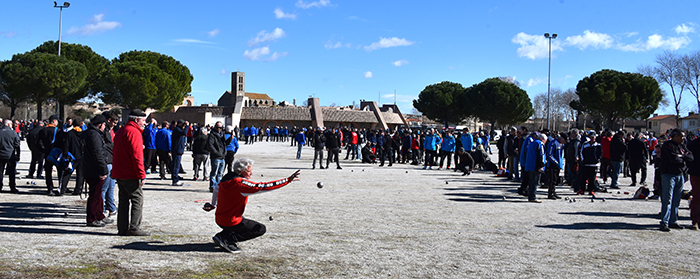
(327, 148, 341, 168)
(313, 149, 324, 168)
(144, 148, 157, 172)
(28, 149, 44, 177)
(439, 150, 453, 168)
(60, 158, 84, 194)
(381, 147, 394, 165)
(217, 218, 266, 244)
(578, 165, 598, 192)
(225, 151, 236, 174)
(630, 164, 647, 184)
(44, 158, 64, 193)
(157, 149, 172, 178)
(0, 158, 17, 191)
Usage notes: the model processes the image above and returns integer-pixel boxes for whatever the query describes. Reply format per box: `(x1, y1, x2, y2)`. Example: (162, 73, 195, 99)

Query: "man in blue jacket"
(517, 127, 533, 196)
(423, 129, 438, 169)
(224, 127, 240, 174)
(295, 130, 306, 159)
(460, 128, 474, 153)
(525, 132, 547, 203)
(170, 119, 189, 186)
(155, 122, 172, 180)
(143, 118, 158, 174)
(439, 130, 456, 170)
(546, 133, 565, 199)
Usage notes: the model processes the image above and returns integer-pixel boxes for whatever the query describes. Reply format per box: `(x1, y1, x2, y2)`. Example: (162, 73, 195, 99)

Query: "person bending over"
(204, 158, 300, 253)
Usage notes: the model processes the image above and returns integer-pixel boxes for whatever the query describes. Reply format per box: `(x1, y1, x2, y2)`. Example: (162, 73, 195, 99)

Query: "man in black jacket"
(609, 130, 628, 189)
(61, 117, 85, 195)
(576, 131, 602, 196)
(659, 129, 694, 231)
(0, 119, 20, 193)
(565, 129, 581, 186)
(207, 121, 232, 192)
(101, 111, 118, 217)
(325, 128, 342, 170)
(627, 133, 649, 186)
(192, 128, 209, 181)
(26, 121, 44, 179)
(83, 115, 113, 227)
(38, 115, 63, 196)
(312, 127, 326, 169)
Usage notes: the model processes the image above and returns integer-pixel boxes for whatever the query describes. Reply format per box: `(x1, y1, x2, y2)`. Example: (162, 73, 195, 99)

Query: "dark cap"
(90, 115, 107, 126)
(129, 109, 147, 117)
(49, 115, 59, 121)
(176, 119, 185, 125)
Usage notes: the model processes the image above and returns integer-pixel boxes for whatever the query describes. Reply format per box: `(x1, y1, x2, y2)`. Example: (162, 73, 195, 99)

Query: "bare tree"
(556, 88, 578, 130)
(533, 93, 547, 130)
(640, 51, 686, 126)
(680, 50, 700, 112)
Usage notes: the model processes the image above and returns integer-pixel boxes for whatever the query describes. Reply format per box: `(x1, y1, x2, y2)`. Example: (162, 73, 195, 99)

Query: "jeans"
(356, 144, 362, 160)
(513, 156, 520, 180)
(610, 161, 623, 188)
(171, 153, 182, 183)
(660, 174, 685, 225)
(296, 144, 303, 159)
(193, 154, 209, 179)
(210, 158, 225, 189)
(102, 164, 116, 213)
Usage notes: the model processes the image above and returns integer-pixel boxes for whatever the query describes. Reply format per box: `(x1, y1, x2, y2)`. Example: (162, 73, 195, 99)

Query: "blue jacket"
(171, 125, 187, 154)
(243, 127, 250, 136)
(441, 136, 456, 152)
(377, 134, 385, 147)
(519, 134, 534, 167)
(224, 134, 239, 152)
(143, 123, 158, 150)
(155, 128, 172, 151)
(460, 133, 474, 151)
(524, 139, 546, 172)
(424, 134, 438, 151)
(547, 140, 564, 169)
(295, 132, 306, 145)
(251, 127, 258, 135)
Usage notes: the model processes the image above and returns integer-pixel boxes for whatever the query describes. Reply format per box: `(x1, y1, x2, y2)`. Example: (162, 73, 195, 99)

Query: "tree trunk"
(59, 101, 65, 122)
(9, 105, 16, 120)
(36, 100, 43, 120)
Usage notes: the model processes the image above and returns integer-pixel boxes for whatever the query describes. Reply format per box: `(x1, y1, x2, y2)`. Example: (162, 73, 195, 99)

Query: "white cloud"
(526, 77, 545, 87)
(66, 14, 121, 36)
(220, 68, 227, 75)
(243, 47, 287, 61)
(324, 40, 351, 49)
(208, 29, 220, 38)
(274, 8, 297, 20)
(296, 0, 331, 9)
(173, 39, 215, 44)
(248, 28, 286, 47)
(393, 59, 409, 66)
(512, 32, 563, 60)
(617, 34, 691, 52)
(364, 37, 414, 51)
(564, 30, 614, 49)
(3, 31, 17, 38)
(624, 31, 639, 38)
(364, 71, 373, 79)
(674, 23, 696, 34)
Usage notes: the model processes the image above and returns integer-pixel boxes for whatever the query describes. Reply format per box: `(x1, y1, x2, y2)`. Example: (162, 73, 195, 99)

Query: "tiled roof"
(682, 114, 699, 120)
(322, 108, 378, 123)
(242, 107, 312, 121)
(648, 114, 675, 120)
(245, 92, 273, 100)
(176, 106, 234, 115)
(381, 112, 405, 124)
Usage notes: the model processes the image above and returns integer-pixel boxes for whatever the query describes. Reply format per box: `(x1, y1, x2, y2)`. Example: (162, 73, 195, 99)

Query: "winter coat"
(112, 120, 146, 180)
(524, 139, 546, 172)
(82, 123, 108, 178)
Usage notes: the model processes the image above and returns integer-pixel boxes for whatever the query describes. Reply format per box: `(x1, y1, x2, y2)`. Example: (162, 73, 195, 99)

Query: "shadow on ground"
(536, 222, 659, 230)
(112, 241, 221, 252)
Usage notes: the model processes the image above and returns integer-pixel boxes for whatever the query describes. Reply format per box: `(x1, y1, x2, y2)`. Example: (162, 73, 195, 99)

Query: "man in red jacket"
(112, 109, 149, 236)
(204, 158, 300, 253)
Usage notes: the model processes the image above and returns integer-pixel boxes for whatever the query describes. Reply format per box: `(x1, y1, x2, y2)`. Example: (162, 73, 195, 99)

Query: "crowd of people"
(1, 114, 699, 249)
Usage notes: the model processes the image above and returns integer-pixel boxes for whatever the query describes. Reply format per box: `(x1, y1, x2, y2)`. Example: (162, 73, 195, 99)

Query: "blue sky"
(1, 0, 698, 116)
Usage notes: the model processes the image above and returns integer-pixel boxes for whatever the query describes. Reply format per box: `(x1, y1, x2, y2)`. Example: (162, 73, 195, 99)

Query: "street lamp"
(544, 33, 557, 131)
(54, 2, 70, 56)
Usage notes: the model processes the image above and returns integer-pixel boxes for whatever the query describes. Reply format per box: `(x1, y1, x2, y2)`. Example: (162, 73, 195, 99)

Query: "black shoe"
(337, 166, 342, 170)
(87, 220, 106, 227)
(610, 186, 620, 189)
(548, 194, 561, 200)
(37, 175, 44, 179)
(660, 224, 671, 232)
(320, 166, 325, 169)
(65, 188, 73, 194)
(10, 189, 19, 194)
(669, 223, 684, 230)
(25, 175, 34, 179)
(48, 191, 57, 196)
(71, 191, 81, 196)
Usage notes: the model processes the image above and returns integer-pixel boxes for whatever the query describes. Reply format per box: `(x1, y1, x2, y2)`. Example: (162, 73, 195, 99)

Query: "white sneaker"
(170, 182, 184, 186)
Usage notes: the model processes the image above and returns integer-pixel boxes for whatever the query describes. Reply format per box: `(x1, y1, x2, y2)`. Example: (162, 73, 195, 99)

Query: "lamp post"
(544, 33, 557, 131)
(54, 2, 70, 56)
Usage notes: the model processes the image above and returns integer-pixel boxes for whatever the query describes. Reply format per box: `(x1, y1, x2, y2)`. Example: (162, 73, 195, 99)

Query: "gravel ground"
(1, 140, 699, 278)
